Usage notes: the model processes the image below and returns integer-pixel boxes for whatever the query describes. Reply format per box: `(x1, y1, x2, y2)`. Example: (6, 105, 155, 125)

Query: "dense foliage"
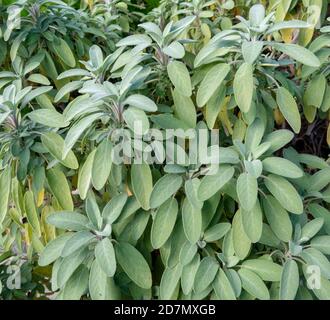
(0, 0, 330, 300)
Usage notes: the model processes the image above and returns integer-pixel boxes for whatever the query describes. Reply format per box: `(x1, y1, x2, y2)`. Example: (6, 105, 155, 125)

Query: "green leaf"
(198, 165, 234, 201)
(46, 167, 74, 211)
(181, 255, 200, 295)
(276, 87, 301, 133)
(185, 178, 203, 209)
(265, 174, 303, 214)
(233, 210, 251, 260)
(213, 268, 237, 300)
(95, 238, 116, 277)
(238, 268, 270, 300)
(301, 218, 324, 242)
(203, 223, 231, 242)
(28, 109, 69, 128)
(39, 233, 73, 266)
(92, 140, 113, 190)
(47, 212, 89, 231)
(167, 61, 192, 97)
(115, 242, 152, 289)
(263, 129, 294, 153)
(262, 157, 303, 178)
(41, 132, 78, 169)
(272, 43, 320, 67)
(131, 163, 153, 210)
(304, 74, 326, 109)
(149, 174, 182, 209)
(27, 74, 50, 85)
(308, 167, 330, 192)
(151, 198, 178, 249)
(123, 107, 149, 134)
(172, 88, 196, 128)
(163, 41, 185, 59)
(194, 257, 218, 293)
(78, 150, 96, 200)
(301, 248, 330, 279)
(54, 81, 83, 102)
(311, 236, 330, 255)
(0, 167, 11, 224)
(159, 264, 182, 300)
(182, 197, 202, 244)
(62, 265, 89, 300)
(102, 193, 128, 225)
(89, 259, 121, 300)
(85, 192, 102, 230)
(242, 40, 263, 64)
(233, 62, 254, 113)
(237, 172, 258, 211)
(242, 259, 282, 282)
(63, 113, 101, 158)
(241, 200, 263, 243)
(24, 191, 41, 236)
(280, 259, 299, 300)
(57, 247, 88, 288)
(196, 63, 230, 107)
(262, 195, 292, 242)
(61, 231, 95, 257)
(53, 38, 76, 67)
(124, 94, 157, 112)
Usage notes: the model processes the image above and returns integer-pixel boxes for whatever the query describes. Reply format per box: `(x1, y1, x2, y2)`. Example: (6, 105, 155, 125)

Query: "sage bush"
(0, 0, 330, 300)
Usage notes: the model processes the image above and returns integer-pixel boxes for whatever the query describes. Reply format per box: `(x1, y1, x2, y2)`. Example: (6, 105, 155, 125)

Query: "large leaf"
(280, 259, 299, 300)
(89, 259, 121, 300)
(194, 257, 218, 293)
(46, 167, 74, 211)
(238, 269, 270, 300)
(92, 140, 113, 190)
(262, 157, 303, 178)
(272, 43, 320, 67)
(95, 238, 116, 277)
(151, 198, 178, 249)
(236, 172, 258, 211)
(0, 167, 11, 224)
(24, 191, 41, 236)
(28, 109, 69, 128)
(115, 242, 152, 289)
(276, 87, 301, 133)
(262, 195, 292, 242)
(149, 174, 182, 209)
(264, 174, 303, 214)
(196, 63, 230, 107)
(233, 62, 254, 113)
(41, 132, 78, 169)
(198, 165, 234, 201)
(167, 61, 192, 97)
(131, 163, 153, 210)
(47, 212, 89, 231)
(182, 197, 202, 244)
